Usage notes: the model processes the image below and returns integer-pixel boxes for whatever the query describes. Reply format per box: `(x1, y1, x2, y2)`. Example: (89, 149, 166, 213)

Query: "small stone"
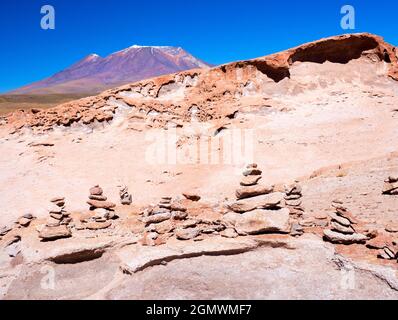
(140, 232, 158, 246)
(50, 196, 65, 203)
(175, 228, 200, 240)
(285, 184, 302, 196)
(39, 225, 72, 241)
(246, 163, 258, 169)
(50, 212, 64, 220)
(182, 192, 201, 202)
(331, 221, 355, 235)
(329, 212, 351, 227)
(23, 213, 34, 220)
(153, 220, 174, 234)
(242, 168, 262, 176)
(228, 192, 284, 213)
(235, 185, 274, 200)
(315, 213, 328, 220)
(143, 212, 172, 225)
(87, 200, 116, 209)
(383, 182, 398, 195)
(299, 218, 316, 228)
(170, 203, 187, 212)
(48, 203, 64, 214)
(0, 225, 12, 236)
(334, 206, 358, 224)
(240, 175, 262, 186)
(220, 228, 238, 238)
(386, 224, 398, 233)
(285, 199, 302, 207)
(89, 195, 108, 201)
(46, 216, 61, 227)
(18, 217, 32, 227)
(172, 211, 188, 220)
(85, 220, 112, 230)
(181, 219, 199, 229)
(89, 185, 103, 196)
(323, 229, 369, 244)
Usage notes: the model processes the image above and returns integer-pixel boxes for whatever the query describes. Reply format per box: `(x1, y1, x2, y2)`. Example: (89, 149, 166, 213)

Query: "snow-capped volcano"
(10, 46, 211, 94)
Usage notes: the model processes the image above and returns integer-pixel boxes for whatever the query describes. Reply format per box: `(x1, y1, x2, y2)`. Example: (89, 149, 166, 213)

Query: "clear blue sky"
(0, 0, 397, 93)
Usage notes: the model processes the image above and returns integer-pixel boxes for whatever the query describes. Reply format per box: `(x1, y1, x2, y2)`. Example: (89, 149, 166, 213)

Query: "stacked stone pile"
(81, 186, 117, 230)
(284, 183, 304, 217)
(39, 197, 72, 241)
(224, 164, 291, 235)
(120, 185, 132, 205)
(323, 202, 370, 245)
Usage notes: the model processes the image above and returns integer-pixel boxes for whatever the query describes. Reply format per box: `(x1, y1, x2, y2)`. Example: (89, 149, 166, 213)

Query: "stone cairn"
(140, 194, 227, 246)
(39, 197, 72, 241)
(383, 175, 398, 195)
(284, 183, 304, 217)
(83, 185, 116, 230)
(224, 164, 291, 236)
(119, 185, 132, 205)
(323, 201, 370, 245)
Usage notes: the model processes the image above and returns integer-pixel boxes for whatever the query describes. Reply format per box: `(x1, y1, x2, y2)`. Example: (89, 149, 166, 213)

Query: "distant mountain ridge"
(9, 46, 211, 95)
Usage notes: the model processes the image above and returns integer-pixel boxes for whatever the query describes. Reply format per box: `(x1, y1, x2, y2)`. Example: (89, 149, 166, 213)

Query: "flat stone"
(228, 192, 284, 213)
(246, 163, 258, 169)
(285, 184, 302, 196)
(286, 199, 302, 207)
(331, 221, 355, 235)
(329, 212, 351, 227)
(242, 168, 262, 177)
(50, 196, 65, 203)
(39, 225, 72, 241)
(233, 208, 291, 235)
(23, 213, 34, 220)
(89, 195, 108, 201)
(290, 223, 304, 237)
(170, 202, 187, 212)
(182, 192, 201, 202)
(89, 185, 103, 196)
(46, 216, 61, 227)
(240, 175, 262, 186)
(366, 234, 392, 249)
(323, 229, 369, 244)
(48, 203, 64, 214)
(285, 194, 301, 200)
(172, 211, 188, 220)
(143, 212, 172, 225)
(18, 217, 32, 227)
(85, 220, 112, 230)
(334, 206, 358, 224)
(50, 212, 64, 220)
(383, 182, 398, 194)
(0, 225, 12, 236)
(235, 185, 274, 200)
(387, 176, 398, 183)
(220, 228, 239, 238)
(175, 228, 201, 240)
(87, 200, 116, 209)
(386, 224, 398, 233)
(153, 220, 174, 234)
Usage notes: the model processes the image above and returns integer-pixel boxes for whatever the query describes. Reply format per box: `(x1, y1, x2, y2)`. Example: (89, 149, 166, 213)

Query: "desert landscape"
(1, 33, 398, 300)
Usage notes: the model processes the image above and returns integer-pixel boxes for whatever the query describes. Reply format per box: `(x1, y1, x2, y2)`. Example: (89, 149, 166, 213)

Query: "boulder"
(235, 185, 274, 200)
(39, 225, 72, 241)
(240, 175, 262, 186)
(228, 192, 284, 213)
(233, 208, 291, 235)
(323, 229, 369, 244)
(87, 200, 116, 209)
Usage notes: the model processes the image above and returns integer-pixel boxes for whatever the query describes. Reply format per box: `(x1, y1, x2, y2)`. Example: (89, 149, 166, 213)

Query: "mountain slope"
(9, 46, 211, 95)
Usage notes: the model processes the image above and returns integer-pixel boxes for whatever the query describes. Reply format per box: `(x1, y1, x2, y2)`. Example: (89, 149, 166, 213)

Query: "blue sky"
(0, 0, 397, 93)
